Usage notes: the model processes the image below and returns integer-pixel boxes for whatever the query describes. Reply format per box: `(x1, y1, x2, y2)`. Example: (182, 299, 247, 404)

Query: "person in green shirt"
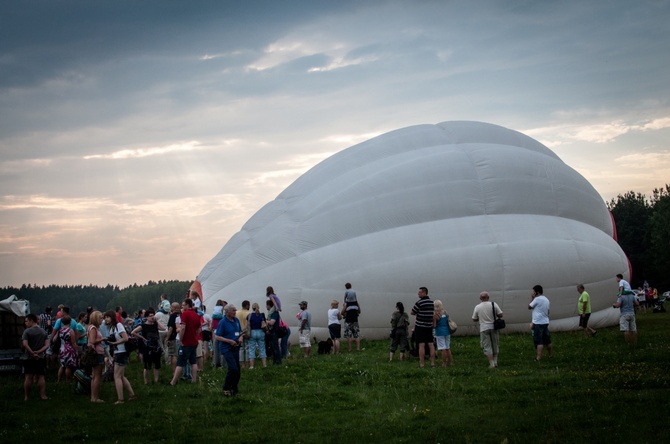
(577, 284, 597, 337)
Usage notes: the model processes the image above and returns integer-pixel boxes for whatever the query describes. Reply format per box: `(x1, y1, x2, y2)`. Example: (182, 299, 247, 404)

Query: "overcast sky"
(1, 0, 669, 287)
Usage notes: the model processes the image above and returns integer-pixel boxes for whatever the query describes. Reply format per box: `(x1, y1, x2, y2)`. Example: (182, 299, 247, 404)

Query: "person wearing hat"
(297, 301, 312, 358)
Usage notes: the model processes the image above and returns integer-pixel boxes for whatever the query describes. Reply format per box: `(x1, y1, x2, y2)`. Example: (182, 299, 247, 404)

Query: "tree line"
(0, 280, 192, 317)
(608, 184, 670, 292)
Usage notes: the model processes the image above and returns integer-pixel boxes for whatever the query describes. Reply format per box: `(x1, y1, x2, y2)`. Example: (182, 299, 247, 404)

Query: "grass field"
(2, 311, 670, 444)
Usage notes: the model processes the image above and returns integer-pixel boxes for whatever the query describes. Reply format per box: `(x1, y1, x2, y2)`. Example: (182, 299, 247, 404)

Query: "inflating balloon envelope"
(197, 121, 629, 338)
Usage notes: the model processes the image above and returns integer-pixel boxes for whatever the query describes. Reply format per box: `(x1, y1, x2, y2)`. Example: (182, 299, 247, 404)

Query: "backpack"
(73, 369, 92, 394)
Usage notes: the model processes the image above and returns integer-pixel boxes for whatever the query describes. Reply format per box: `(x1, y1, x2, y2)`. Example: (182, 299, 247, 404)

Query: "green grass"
(3, 312, 670, 443)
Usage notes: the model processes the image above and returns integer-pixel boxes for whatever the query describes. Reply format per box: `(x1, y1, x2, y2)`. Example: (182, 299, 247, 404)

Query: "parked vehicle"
(0, 295, 30, 372)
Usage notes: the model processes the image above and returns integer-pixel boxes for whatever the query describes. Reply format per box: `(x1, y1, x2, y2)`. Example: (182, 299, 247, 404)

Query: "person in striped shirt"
(410, 287, 436, 368)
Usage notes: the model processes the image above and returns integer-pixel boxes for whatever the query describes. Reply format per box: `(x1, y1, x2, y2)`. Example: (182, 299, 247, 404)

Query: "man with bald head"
(215, 304, 243, 396)
(472, 291, 504, 368)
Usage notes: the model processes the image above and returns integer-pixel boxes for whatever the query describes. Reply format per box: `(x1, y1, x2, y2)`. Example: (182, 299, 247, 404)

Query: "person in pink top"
(170, 298, 201, 385)
(87, 311, 105, 403)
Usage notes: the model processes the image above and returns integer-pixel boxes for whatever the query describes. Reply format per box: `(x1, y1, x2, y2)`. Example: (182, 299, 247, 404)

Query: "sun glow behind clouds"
(525, 116, 670, 146)
(84, 141, 204, 160)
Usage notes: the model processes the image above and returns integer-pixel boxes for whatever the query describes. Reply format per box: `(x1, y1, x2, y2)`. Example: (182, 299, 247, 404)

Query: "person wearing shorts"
(411, 287, 436, 368)
(21, 314, 49, 401)
(104, 310, 136, 404)
(614, 290, 639, 348)
(170, 298, 201, 385)
(529, 285, 553, 362)
(433, 300, 453, 367)
(472, 291, 503, 368)
(327, 300, 342, 354)
(577, 284, 597, 336)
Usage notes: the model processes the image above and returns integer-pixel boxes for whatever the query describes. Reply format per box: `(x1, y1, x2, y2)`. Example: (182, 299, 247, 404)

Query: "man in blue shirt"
(614, 288, 640, 348)
(215, 304, 243, 396)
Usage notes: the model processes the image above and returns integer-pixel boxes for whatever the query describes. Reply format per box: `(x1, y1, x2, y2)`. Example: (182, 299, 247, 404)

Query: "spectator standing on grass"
(166, 302, 180, 370)
(21, 313, 49, 401)
(103, 310, 136, 404)
(132, 308, 165, 384)
(55, 314, 78, 383)
(155, 305, 170, 361)
(211, 299, 226, 369)
(342, 283, 362, 352)
(75, 312, 88, 359)
(529, 285, 553, 362)
(577, 284, 597, 337)
(170, 298, 201, 385)
(614, 287, 640, 348)
(86, 311, 105, 403)
(247, 302, 267, 369)
(236, 300, 250, 369)
(266, 299, 282, 365)
(433, 299, 453, 367)
(389, 302, 409, 362)
(201, 305, 213, 363)
(328, 300, 342, 355)
(280, 320, 291, 359)
(411, 287, 436, 368)
(297, 301, 312, 358)
(472, 291, 503, 368)
(216, 304, 243, 396)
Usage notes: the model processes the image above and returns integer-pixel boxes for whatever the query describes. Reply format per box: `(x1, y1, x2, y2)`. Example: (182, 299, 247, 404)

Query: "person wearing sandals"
(104, 310, 137, 404)
(215, 304, 243, 396)
(87, 311, 105, 403)
(472, 291, 503, 368)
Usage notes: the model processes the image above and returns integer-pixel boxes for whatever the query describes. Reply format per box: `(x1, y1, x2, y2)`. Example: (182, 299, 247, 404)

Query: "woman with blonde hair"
(433, 300, 453, 367)
(246, 302, 267, 369)
(104, 310, 136, 404)
(87, 311, 105, 402)
(327, 300, 342, 354)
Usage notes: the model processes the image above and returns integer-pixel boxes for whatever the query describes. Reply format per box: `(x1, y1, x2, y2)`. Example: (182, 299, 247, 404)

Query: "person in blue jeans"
(247, 303, 267, 369)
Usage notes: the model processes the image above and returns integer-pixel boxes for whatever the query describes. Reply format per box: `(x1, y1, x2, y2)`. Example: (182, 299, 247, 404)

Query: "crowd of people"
(20, 274, 644, 401)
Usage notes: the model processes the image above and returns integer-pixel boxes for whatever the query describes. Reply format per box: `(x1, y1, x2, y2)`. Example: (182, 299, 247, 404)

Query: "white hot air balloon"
(197, 121, 629, 339)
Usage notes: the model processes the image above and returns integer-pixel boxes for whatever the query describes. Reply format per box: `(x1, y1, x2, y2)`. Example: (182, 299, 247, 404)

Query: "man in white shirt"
(528, 284, 552, 362)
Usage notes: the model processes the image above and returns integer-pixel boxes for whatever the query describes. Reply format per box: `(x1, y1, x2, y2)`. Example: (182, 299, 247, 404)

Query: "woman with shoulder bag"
(104, 310, 136, 404)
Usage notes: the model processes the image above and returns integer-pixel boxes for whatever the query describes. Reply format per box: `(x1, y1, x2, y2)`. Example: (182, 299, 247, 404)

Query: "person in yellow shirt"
(577, 284, 597, 337)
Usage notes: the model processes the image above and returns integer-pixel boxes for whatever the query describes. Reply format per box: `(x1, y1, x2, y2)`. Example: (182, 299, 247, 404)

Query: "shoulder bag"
(492, 302, 505, 330)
